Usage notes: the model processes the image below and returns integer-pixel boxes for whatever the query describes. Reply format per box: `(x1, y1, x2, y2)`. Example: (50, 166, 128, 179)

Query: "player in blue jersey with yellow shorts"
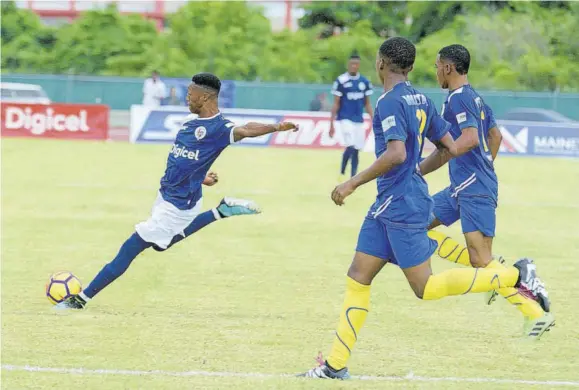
(419, 45, 554, 339)
(301, 38, 551, 380)
(56, 73, 298, 310)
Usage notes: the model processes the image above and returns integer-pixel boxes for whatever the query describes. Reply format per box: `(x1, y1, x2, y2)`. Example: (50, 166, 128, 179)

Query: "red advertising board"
(1, 103, 109, 140)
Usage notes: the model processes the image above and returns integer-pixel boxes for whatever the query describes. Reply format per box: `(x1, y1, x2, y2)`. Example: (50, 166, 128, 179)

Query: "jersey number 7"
(416, 109, 427, 148)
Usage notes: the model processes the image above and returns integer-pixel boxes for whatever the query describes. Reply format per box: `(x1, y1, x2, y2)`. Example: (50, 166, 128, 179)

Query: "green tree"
(48, 4, 157, 75)
(1, 1, 56, 71)
(299, 1, 409, 38)
(164, 1, 272, 80)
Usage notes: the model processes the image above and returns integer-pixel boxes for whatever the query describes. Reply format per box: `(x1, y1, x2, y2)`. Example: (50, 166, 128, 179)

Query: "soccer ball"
(46, 271, 82, 305)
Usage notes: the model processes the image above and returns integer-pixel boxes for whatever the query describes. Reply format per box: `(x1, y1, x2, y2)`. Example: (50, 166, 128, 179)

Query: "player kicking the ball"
(56, 73, 298, 310)
(420, 44, 553, 339)
(300, 37, 551, 380)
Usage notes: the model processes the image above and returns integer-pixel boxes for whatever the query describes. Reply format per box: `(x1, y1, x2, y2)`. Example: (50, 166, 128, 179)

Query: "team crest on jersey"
(195, 126, 207, 140)
(358, 82, 366, 91)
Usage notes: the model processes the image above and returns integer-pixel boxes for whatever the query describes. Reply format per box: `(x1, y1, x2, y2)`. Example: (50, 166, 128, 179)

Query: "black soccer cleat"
(54, 294, 87, 310)
(513, 258, 551, 313)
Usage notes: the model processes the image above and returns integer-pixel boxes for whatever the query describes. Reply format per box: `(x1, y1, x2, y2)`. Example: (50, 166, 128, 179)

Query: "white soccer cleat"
(216, 197, 261, 218)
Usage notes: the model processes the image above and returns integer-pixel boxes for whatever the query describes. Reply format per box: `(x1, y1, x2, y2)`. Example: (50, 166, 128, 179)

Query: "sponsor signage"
(130, 105, 579, 157)
(1, 103, 109, 140)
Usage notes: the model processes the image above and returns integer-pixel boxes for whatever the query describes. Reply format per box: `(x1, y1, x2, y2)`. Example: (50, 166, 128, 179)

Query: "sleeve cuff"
(332, 90, 343, 97)
(459, 122, 478, 131)
(365, 90, 374, 96)
(230, 128, 237, 144)
(384, 134, 407, 143)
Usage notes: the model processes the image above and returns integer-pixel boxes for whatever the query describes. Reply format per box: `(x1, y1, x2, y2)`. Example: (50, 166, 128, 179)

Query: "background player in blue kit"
(56, 73, 298, 310)
(329, 53, 374, 179)
(419, 44, 554, 338)
(300, 38, 550, 380)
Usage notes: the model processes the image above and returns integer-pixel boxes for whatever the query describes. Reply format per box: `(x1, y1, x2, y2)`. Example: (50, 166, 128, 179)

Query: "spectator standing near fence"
(142, 70, 167, 107)
(310, 93, 328, 112)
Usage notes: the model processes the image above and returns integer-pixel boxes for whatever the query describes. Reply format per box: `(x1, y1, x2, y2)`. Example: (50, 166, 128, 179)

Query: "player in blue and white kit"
(301, 38, 550, 380)
(329, 53, 374, 179)
(56, 73, 298, 310)
(419, 44, 554, 338)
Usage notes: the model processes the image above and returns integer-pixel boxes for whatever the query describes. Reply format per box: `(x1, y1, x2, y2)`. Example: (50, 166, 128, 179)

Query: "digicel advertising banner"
(1, 103, 109, 140)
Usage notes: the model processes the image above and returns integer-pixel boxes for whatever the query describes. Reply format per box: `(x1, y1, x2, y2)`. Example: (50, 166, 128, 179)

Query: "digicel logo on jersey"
(1, 103, 109, 140)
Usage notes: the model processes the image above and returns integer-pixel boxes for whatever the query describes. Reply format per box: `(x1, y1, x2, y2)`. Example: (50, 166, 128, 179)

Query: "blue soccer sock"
(83, 233, 151, 299)
(350, 148, 359, 177)
(341, 147, 354, 175)
(163, 210, 218, 249)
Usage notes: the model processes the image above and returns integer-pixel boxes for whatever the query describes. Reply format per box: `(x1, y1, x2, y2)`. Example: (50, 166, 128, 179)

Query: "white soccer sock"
(212, 208, 222, 220)
(79, 291, 91, 302)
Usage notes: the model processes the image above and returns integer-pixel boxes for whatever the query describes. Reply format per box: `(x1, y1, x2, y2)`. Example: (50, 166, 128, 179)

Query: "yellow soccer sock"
(486, 260, 544, 319)
(428, 230, 471, 267)
(423, 267, 519, 300)
(326, 277, 370, 370)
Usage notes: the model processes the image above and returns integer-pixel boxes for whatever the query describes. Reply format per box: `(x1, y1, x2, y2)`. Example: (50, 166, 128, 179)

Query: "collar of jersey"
(449, 83, 470, 93)
(196, 112, 221, 120)
(348, 72, 361, 80)
(384, 80, 410, 95)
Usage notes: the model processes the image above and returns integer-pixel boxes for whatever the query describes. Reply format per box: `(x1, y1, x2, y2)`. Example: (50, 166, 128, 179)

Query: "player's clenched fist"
(203, 171, 219, 186)
(331, 180, 356, 206)
(276, 122, 299, 132)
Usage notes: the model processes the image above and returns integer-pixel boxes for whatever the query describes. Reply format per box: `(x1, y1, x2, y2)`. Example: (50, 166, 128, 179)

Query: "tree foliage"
(1, 0, 577, 91)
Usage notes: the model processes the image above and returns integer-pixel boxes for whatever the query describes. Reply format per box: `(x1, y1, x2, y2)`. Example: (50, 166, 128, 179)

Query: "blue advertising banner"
(130, 105, 579, 158)
(161, 78, 236, 108)
(498, 120, 579, 157)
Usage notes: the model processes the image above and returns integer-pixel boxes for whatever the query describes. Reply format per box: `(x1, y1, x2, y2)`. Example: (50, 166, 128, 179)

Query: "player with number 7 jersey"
(368, 80, 450, 229)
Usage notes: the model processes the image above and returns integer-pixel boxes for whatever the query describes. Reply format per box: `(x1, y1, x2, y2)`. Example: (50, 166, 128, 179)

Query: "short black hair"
(349, 51, 361, 60)
(191, 72, 221, 94)
(379, 37, 416, 74)
(439, 44, 470, 75)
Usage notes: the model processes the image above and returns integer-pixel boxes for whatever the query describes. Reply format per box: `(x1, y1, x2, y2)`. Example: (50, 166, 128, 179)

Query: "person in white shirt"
(142, 70, 167, 107)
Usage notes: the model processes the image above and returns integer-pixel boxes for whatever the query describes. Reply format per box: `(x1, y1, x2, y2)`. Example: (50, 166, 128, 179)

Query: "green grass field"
(2, 138, 579, 389)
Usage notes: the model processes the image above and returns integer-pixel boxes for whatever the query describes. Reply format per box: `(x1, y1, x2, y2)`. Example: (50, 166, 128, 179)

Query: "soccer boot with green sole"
(298, 353, 351, 380)
(523, 312, 555, 340)
(216, 197, 261, 218)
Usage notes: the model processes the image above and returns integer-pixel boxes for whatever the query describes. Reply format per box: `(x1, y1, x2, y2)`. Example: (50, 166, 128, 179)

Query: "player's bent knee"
(410, 282, 426, 299)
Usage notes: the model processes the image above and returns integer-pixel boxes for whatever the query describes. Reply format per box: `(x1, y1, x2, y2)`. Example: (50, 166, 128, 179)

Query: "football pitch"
(2, 138, 579, 389)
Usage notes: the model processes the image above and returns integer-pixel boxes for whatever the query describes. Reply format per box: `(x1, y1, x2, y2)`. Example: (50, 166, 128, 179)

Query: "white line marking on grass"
(3, 365, 579, 387)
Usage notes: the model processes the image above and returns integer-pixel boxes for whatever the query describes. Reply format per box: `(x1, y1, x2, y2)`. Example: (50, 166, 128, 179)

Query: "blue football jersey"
(442, 85, 498, 202)
(332, 73, 373, 123)
(159, 113, 234, 210)
(371, 81, 450, 227)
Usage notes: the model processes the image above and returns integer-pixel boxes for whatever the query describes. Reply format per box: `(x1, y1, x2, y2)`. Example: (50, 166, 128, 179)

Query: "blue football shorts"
(432, 187, 496, 237)
(355, 215, 437, 269)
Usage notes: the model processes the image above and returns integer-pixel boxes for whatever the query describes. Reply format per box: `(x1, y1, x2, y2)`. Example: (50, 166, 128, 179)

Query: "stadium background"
(2, 1, 579, 389)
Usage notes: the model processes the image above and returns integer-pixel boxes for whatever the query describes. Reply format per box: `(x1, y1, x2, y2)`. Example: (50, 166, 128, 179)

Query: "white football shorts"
(135, 192, 202, 249)
(337, 119, 366, 150)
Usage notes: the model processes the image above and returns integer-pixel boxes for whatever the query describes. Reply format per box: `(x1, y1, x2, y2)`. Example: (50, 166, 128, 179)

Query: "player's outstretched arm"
(488, 126, 502, 161)
(331, 140, 406, 206)
(232, 122, 298, 142)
